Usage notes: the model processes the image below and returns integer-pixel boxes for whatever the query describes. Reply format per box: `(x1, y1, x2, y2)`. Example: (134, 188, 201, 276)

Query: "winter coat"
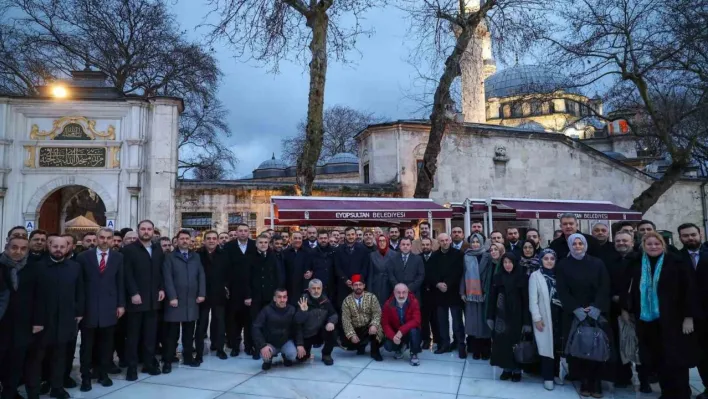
(224, 239, 256, 306)
(252, 302, 304, 350)
(249, 251, 282, 305)
(529, 269, 554, 358)
(334, 243, 371, 304)
(122, 241, 165, 313)
(197, 247, 230, 306)
(309, 245, 336, 298)
(411, 238, 439, 255)
(381, 293, 421, 340)
(163, 251, 206, 323)
(341, 292, 384, 342)
(36, 257, 84, 345)
(297, 293, 338, 338)
(428, 248, 463, 306)
(283, 247, 312, 305)
(77, 249, 125, 328)
(368, 250, 396, 304)
(678, 248, 708, 320)
(387, 252, 425, 298)
(0, 260, 43, 348)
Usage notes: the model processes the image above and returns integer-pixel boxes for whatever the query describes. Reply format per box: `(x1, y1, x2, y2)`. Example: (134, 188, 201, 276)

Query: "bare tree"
(280, 105, 380, 164)
(0, 0, 235, 178)
(204, 0, 382, 195)
(400, 0, 547, 198)
(545, 0, 708, 213)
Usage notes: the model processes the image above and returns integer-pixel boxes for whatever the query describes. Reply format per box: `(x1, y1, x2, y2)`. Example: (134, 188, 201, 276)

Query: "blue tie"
(182, 252, 189, 261)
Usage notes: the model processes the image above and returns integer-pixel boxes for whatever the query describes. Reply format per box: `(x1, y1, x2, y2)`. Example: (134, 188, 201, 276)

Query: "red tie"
(99, 252, 106, 274)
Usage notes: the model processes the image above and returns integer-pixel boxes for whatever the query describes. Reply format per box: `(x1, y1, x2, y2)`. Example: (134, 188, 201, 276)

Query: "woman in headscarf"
(622, 232, 700, 399)
(557, 233, 610, 398)
(489, 242, 505, 276)
(529, 248, 564, 390)
(486, 253, 531, 382)
(368, 234, 396, 305)
(520, 241, 541, 277)
(460, 233, 494, 360)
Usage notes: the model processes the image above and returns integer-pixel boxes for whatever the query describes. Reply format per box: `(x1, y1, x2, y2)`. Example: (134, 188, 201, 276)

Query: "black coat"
(252, 302, 304, 350)
(0, 261, 43, 348)
(505, 241, 524, 258)
(623, 252, 702, 368)
(77, 249, 125, 328)
(604, 251, 638, 316)
(678, 248, 708, 319)
(550, 232, 601, 260)
(428, 248, 463, 306)
(249, 251, 282, 305)
(36, 257, 84, 345)
(197, 247, 230, 306)
(224, 239, 256, 305)
(283, 247, 312, 305)
(334, 243, 371, 303)
(309, 245, 336, 297)
(297, 293, 338, 338)
(122, 241, 164, 313)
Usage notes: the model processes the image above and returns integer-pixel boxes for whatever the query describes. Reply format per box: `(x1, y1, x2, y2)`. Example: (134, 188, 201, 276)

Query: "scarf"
(377, 235, 390, 256)
(520, 254, 541, 276)
(541, 266, 561, 307)
(567, 233, 588, 260)
(639, 252, 664, 322)
(463, 233, 487, 302)
(0, 252, 29, 291)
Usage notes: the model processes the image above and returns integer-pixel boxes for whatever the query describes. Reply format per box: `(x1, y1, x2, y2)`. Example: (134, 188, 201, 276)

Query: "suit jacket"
(387, 252, 425, 297)
(0, 260, 43, 347)
(122, 240, 165, 313)
(224, 239, 256, 304)
(77, 248, 125, 328)
(505, 241, 524, 257)
(163, 250, 206, 322)
(451, 241, 469, 252)
(197, 247, 230, 306)
(411, 238, 439, 255)
(679, 248, 708, 318)
(36, 257, 84, 345)
(333, 243, 371, 303)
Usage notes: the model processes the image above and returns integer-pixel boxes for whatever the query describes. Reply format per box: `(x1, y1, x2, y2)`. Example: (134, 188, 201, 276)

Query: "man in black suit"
(334, 227, 371, 307)
(122, 220, 164, 380)
(419, 237, 439, 350)
(77, 228, 125, 392)
(310, 231, 336, 299)
(248, 234, 283, 359)
(224, 223, 256, 357)
(504, 227, 523, 257)
(677, 223, 708, 399)
(387, 238, 425, 299)
(283, 231, 312, 305)
(196, 231, 230, 361)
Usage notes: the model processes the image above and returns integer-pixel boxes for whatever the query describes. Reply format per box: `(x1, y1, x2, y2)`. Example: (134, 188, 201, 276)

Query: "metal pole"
(464, 198, 471, 238)
(445, 218, 452, 235)
(487, 199, 494, 233)
(483, 212, 489, 238)
(269, 201, 275, 230)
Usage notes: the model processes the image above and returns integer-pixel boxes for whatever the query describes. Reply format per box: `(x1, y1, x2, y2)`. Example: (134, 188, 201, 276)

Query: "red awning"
(491, 198, 643, 221)
(270, 196, 452, 225)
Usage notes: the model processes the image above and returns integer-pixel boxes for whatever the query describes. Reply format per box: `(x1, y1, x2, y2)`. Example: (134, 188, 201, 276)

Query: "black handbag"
(565, 317, 611, 362)
(513, 332, 538, 364)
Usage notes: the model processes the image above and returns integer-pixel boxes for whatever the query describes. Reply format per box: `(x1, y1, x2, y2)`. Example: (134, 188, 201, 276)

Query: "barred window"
(181, 212, 212, 231)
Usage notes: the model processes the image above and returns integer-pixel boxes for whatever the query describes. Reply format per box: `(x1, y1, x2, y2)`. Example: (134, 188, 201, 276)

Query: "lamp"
(51, 85, 68, 98)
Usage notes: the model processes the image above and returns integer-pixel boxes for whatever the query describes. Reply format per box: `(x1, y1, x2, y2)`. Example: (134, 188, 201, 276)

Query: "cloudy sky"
(172, 3, 432, 177)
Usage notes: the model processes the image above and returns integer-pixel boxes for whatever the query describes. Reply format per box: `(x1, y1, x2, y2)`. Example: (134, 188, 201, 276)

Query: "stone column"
(0, 188, 5, 234)
(128, 187, 140, 229)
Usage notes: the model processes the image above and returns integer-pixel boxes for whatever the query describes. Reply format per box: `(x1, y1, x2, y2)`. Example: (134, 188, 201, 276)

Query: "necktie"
(183, 252, 189, 261)
(403, 254, 408, 267)
(692, 252, 699, 269)
(99, 252, 106, 274)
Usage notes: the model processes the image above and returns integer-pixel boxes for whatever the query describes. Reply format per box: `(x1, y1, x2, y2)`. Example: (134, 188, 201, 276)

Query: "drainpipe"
(701, 181, 708, 236)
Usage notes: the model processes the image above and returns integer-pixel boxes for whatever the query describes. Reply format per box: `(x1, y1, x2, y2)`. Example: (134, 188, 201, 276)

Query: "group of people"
(0, 215, 707, 399)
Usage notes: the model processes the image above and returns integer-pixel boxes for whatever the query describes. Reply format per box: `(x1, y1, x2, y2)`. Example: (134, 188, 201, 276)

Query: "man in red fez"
(340, 274, 383, 361)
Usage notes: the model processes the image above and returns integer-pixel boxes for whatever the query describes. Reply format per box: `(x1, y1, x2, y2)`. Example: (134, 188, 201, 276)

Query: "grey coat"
(387, 252, 425, 297)
(368, 250, 396, 304)
(163, 250, 206, 323)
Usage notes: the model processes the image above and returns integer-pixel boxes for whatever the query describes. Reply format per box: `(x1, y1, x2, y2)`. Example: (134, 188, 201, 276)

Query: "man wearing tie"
(77, 228, 125, 392)
(677, 223, 708, 399)
(387, 238, 425, 299)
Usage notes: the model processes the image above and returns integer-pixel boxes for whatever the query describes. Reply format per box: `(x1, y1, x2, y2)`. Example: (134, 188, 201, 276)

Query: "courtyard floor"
(41, 346, 706, 399)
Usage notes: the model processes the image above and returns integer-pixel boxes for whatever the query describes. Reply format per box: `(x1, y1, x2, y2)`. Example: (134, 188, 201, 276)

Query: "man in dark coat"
(504, 227, 523, 257)
(122, 220, 165, 380)
(196, 231, 230, 361)
(28, 236, 84, 399)
(296, 279, 338, 365)
(249, 234, 283, 359)
(28, 229, 48, 263)
(0, 235, 44, 399)
(224, 223, 256, 357)
(283, 231, 312, 305)
(334, 227, 371, 306)
(76, 228, 125, 392)
(309, 231, 336, 299)
(428, 233, 464, 355)
(252, 288, 305, 370)
(549, 213, 601, 259)
(677, 223, 708, 399)
(387, 237, 425, 299)
(419, 237, 439, 350)
(161, 230, 206, 373)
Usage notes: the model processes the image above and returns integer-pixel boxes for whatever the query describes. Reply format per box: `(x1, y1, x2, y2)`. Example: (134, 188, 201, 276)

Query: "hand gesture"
(32, 325, 44, 334)
(225, 287, 230, 299)
(297, 345, 307, 359)
(244, 298, 252, 306)
(534, 320, 544, 332)
(170, 299, 178, 308)
(437, 282, 447, 292)
(158, 290, 165, 302)
(368, 325, 378, 335)
(460, 295, 466, 302)
(298, 297, 308, 311)
(350, 335, 360, 344)
(196, 297, 205, 303)
(346, 280, 352, 288)
(393, 331, 402, 345)
(304, 270, 313, 279)
(116, 307, 125, 319)
(325, 322, 335, 332)
(260, 346, 273, 361)
(75, 316, 83, 323)
(621, 310, 630, 322)
(682, 317, 694, 335)
(131, 294, 142, 305)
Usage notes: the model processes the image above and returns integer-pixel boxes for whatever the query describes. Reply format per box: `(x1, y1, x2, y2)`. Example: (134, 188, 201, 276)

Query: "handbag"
(565, 317, 611, 362)
(513, 332, 538, 364)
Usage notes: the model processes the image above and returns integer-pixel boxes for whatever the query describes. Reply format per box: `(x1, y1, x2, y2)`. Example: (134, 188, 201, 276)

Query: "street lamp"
(51, 85, 68, 98)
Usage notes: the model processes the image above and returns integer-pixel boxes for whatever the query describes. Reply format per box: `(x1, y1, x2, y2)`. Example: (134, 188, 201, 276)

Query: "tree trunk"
(630, 161, 686, 213)
(413, 25, 475, 198)
(296, 9, 328, 196)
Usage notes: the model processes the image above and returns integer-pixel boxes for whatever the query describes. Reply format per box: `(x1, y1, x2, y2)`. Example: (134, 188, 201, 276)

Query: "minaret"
(459, 0, 496, 123)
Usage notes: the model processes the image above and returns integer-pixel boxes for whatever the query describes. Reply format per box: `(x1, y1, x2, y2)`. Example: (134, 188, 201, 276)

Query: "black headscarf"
(494, 253, 526, 301)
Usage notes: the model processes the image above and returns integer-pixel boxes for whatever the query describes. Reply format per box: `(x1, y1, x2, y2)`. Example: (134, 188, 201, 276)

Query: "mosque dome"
(256, 153, 288, 170)
(485, 65, 577, 99)
(515, 120, 547, 132)
(325, 153, 359, 165)
(321, 152, 359, 174)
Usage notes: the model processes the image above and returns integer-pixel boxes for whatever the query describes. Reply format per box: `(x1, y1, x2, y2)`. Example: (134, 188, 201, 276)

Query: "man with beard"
(451, 227, 469, 251)
(283, 232, 312, 305)
(549, 213, 600, 259)
(29, 236, 84, 399)
(404, 228, 415, 241)
(218, 232, 229, 248)
(61, 234, 77, 261)
(429, 233, 465, 356)
(28, 230, 48, 262)
(296, 279, 337, 365)
(412, 222, 439, 255)
(382, 283, 422, 366)
(471, 222, 484, 235)
(505, 227, 522, 256)
(328, 233, 339, 248)
(362, 230, 376, 252)
(305, 226, 319, 250)
(310, 232, 336, 299)
(224, 223, 256, 357)
(0, 235, 43, 399)
(340, 275, 383, 361)
(419, 237, 439, 350)
(334, 227, 371, 310)
(122, 220, 165, 380)
(111, 233, 123, 251)
(677, 223, 708, 399)
(489, 231, 504, 246)
(196, 231, 229, 362)
(355, 229, 364, 243)
(77, 228, 124, 392)
(159, 237, 172, 253)
(252, 289, 305, 370)
(388, 227, 402, 251)
(59, 233, 81, 390)
(525, 228, 542, 254)
(82, 232, 97, 251)
(248, 234, 282, 360)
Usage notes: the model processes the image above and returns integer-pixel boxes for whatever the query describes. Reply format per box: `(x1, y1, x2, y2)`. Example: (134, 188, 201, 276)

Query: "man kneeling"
(252, 289, 306, 370)
(382, 283, 422, 366)
(296, 279, 338, 365)
(341, 274, 383, 361)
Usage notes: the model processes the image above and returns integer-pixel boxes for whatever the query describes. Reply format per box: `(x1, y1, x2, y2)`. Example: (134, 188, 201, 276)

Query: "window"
(548, 101, 555, 113)
(363, 163, 370, 184)
(181, 212, 212, 231)
(511, 102, 523, 118)
(248, 213, 258, 238)
(502, 104, 511, 118)
(565, 100, 578, 116)
(416, 160, 434, 188)
(227, 213, 243, 232)
(530, 100, 543, 116)
(498, 105, 504, 119)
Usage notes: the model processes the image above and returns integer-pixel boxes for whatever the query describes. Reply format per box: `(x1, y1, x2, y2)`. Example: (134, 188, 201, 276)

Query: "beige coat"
(411, 238, 439, 255)
(529, 269, 554, 358)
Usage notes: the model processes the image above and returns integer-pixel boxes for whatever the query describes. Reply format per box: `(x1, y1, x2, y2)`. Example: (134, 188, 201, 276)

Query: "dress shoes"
(434, 345, 449, 354)
(39, 382, 51, 395)
(162, 362, 172, 374)
(261, 362, 272, 371)
(230, 349, 240, 357)
(126, 367, 138, 381)
(80, 379, 92, 392)
(108, 362, 122, 374)
(141, 365, 161, 376)
(322, 355, 334, 366)
(63, 376, 77, 389)
(97, 375, 113, 387)
(217, 350, 228, 360)
(49, 388, 71, 399)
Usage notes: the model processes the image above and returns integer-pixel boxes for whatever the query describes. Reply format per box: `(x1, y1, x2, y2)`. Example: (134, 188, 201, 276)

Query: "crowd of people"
(0, 215, 707, 399)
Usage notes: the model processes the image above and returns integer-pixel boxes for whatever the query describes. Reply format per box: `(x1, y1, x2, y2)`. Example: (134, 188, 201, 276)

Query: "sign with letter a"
(106, 219, 115, 230)
(25, 220, 34, 233)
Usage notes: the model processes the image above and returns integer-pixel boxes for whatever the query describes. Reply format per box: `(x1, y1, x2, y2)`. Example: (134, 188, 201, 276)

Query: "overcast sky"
(172, 3, 432, 177)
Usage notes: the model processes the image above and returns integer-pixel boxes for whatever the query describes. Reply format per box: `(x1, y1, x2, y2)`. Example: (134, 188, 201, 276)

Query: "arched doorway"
(38, 186, 107, 233)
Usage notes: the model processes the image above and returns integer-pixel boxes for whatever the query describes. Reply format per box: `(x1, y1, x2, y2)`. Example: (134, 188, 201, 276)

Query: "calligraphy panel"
(38, 147, 106, 168)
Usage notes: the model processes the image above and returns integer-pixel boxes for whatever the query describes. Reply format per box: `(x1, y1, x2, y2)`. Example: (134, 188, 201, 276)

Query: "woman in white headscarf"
(556, 233, 611, 398)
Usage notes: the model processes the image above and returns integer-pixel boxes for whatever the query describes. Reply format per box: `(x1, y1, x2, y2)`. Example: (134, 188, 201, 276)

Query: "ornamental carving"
(493, 145, 509, 163)
(38, 147, 106, 167)
(30, 116, 115, 140)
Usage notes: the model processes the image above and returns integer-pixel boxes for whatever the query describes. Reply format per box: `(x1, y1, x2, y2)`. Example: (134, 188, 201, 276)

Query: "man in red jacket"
(382, 283, 422, 366)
